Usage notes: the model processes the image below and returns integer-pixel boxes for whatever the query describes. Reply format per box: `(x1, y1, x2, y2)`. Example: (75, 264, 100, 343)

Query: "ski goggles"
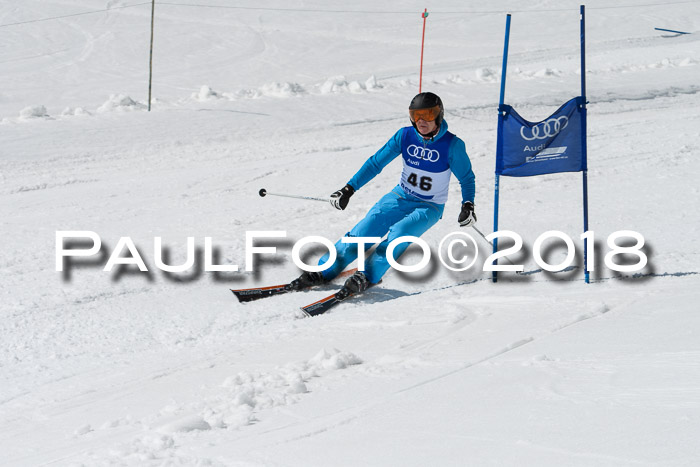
(409, 105, 441, 122)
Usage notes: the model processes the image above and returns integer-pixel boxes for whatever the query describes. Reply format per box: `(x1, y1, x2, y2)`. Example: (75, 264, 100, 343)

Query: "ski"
(231, 268, 357, 303)
(300, 292, 342, 317)
(300, 282, 378, 317)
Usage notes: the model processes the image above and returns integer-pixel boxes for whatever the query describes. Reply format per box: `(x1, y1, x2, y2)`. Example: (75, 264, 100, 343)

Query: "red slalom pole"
(419, 8, 429, 92)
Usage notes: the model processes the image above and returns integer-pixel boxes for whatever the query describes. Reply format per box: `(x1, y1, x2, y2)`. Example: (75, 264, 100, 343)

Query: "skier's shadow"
(353, 287, 410, 304)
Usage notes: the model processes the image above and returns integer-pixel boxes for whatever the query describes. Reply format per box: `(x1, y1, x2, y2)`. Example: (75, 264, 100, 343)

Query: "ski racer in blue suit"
(288, 92, 476, 298)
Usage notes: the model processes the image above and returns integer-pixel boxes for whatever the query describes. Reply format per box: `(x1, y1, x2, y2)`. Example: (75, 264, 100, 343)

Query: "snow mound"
(108, 347, 364, 444)
(259, 81, 305, 97)
(475, 67, 498, 82)
(365, 74, 382, 90)
(19, 105, 49, 120)
(199, 348, 361, 429)
(61, 107, 91, 117)
(534, 68, 563, 77)
(320, 76, 347, 93)
(99, 434, 177, 465)
(320, 76, 368, 94)
(191, 85, 220, 101)
(228, 88, 262, 99)
(155, 414, 211, 434)
(224, 82, 305, 100)
(97, 94, 146, 113)
(309, 348, 363, 369)
(649, 58, 673, 69)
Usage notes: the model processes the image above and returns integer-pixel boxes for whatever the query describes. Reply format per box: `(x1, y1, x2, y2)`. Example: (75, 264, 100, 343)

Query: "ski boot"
(285, 271, 326, 291)
(336, 271, 370, 301)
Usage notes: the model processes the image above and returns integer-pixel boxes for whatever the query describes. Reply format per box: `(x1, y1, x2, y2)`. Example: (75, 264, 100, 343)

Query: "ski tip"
(300, 293, 337, 317)
(230, 290, 250, 303)
(299, 309, 312, 318)
(230, 284, 289, 303)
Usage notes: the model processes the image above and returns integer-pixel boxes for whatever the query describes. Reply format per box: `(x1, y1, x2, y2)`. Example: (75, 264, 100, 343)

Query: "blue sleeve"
(347, 129, 403, 190)
(448, 137, 475, 204)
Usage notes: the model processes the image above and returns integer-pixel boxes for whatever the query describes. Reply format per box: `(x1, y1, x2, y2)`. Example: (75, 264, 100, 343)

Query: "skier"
(288, 92, 476, 299)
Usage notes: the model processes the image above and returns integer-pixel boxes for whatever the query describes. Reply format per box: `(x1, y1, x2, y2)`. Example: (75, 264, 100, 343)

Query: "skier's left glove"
(458, 201, 476, 227)
(330, 184, 355, 210)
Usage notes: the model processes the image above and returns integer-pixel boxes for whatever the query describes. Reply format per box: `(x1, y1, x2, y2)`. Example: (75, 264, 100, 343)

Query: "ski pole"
(471, 225, 495, 247)
(471, 225, 521, 270)
(258, 188, 327, 203)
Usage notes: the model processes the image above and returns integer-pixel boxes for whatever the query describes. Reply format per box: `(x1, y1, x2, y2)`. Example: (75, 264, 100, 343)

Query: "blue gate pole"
(580, 5, 590, 284)
(493, 13, 511, 283)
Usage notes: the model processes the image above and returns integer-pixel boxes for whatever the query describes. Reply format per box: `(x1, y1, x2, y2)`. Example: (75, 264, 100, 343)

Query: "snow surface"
(1, 0, 700, 465)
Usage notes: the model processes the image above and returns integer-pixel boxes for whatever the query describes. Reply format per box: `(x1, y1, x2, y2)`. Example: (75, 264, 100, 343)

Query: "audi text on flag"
(496, 96, 586, 177)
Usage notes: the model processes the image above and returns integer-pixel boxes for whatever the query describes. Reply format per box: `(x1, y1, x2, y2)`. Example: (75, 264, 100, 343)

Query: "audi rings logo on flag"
(406, 145, 440, 162)
(520, 116, 569, 141)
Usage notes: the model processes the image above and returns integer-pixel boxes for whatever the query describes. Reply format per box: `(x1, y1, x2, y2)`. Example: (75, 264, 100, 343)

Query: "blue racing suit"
(320, 120, 475, 284)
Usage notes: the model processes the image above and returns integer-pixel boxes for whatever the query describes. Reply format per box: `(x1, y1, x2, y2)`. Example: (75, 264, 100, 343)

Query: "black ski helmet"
(409, 92, 444, 130)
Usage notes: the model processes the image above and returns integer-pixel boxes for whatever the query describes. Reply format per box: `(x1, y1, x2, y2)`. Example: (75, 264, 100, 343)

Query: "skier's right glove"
(458, 201, 477, 227)
(330, 184, 355, 210)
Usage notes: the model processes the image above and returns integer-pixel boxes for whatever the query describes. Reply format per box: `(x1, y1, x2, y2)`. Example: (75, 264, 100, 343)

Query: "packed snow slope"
(1, 0, 700, 465)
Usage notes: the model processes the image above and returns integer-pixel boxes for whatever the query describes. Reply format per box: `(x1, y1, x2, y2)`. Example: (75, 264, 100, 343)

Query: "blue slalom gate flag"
(496, 96, 586, 177)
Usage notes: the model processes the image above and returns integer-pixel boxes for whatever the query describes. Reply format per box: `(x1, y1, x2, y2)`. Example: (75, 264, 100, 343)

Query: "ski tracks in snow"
(239, 290, 639, 453)
(58, 348, 363, 466)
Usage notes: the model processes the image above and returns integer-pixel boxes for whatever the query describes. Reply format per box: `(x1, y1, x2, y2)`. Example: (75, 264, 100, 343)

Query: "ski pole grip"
(259, 188, 267, 197)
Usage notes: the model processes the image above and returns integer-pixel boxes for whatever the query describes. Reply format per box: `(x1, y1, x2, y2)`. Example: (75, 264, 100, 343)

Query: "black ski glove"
(458, 201, 477, 227)
(330, 184, 355, 210)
